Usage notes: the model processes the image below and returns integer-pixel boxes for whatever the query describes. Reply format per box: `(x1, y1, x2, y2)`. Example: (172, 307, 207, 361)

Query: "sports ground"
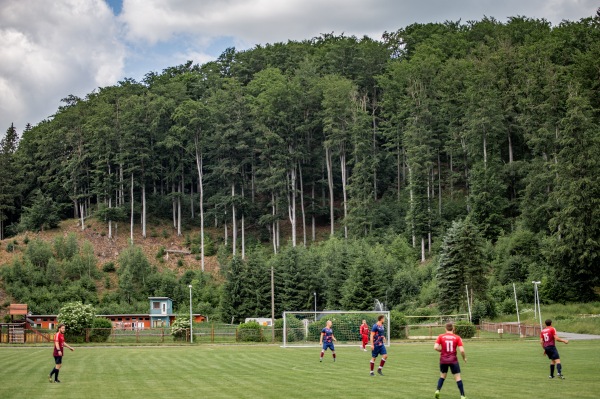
(2, 339, 598, 398)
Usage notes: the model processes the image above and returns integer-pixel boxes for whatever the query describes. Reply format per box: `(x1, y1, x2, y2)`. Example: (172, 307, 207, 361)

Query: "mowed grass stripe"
(1, 340, 598, 398)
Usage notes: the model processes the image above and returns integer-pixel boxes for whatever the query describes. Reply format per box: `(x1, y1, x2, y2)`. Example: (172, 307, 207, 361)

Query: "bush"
(58, 301, 95, 341)
(89, 317, 113, 342)
(389, 310, 407, 339)
(274, 317, 304, 342)
(170, 315, 190, 341)
(453, 321, 476, 339)
(236, 321, 264, 342)
(25, 239, 53, 269)
(102, 262, 116, 272)
(471, 299, 497, 324)
(156, 246, 165, 259)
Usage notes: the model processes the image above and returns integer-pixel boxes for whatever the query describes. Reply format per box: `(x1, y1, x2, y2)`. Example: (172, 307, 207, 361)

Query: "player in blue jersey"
(320, 320, 337, 362)
(369, 314, 388, 376)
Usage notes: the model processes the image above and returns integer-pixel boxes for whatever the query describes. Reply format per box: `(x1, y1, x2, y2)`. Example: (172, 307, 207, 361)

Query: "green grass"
(492, 302, 600, 334)
(2, 340, 599, 398)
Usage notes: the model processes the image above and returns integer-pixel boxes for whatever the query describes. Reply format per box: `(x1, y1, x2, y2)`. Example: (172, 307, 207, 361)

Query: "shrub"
(170, 315, 190, 341)
(58, 301, 95, 339)
(25, 239, 53, 269)
(89, 317, 113, 342)
(102, 262, 116, 273)
(389, 310, 407, 339)
(156, 246, 165, 259)
(237, 321, 264, 342)
(275, 317, 304, 342)
(453, 321, 476, 339)
(471, 299, 497, 324)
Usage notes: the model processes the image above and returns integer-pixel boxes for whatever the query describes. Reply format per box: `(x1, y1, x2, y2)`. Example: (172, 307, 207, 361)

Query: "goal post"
(281, 311, 390, 348)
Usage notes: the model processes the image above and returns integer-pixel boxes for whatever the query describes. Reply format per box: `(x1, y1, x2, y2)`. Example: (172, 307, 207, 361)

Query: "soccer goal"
(281, 311, 390, 348)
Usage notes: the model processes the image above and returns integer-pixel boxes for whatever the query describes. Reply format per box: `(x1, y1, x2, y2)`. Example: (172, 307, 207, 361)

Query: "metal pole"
(271, 265, 275, 343)
(188, 284, 193, 343)
(532, 281, 542, 330)
(465, 285, 472, 322)
(513, 283, 521, 337)
(314, 292, 317, 321)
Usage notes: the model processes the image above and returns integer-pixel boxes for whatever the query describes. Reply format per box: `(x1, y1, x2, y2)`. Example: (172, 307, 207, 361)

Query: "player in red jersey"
(48, 323, 74, 383)
(434, 322, 467, 399)
(360, 320, 369, 351)
(540, 319, 568, 379)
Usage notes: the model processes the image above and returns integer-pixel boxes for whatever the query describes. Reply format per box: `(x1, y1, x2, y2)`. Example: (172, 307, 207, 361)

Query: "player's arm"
(555, 334, 569, 345)
(319, 331, 324, 345)
(434, 342, 442, 352)
(370, 331, 375, 348)
(64, 341, 74, 351)
(458, 345, 466, 363)
(332, 333, 336, 342)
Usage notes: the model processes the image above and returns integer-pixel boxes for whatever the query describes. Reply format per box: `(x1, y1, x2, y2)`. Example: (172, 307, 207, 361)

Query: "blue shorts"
(440, 363, 460, 374)
(54, 356, 63, 365)
(371, 344, 387, 358)
(322, 341, 335, 351)
(544, 346, 560, 360)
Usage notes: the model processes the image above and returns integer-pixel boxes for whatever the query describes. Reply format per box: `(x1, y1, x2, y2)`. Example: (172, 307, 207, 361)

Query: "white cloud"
(0, 0, 126, 133)
(119, 0, 598, 47)
(1, 0, 597, 139)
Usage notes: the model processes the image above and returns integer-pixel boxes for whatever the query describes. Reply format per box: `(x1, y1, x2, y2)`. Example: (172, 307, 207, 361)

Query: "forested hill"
(0, 16, 599, 321)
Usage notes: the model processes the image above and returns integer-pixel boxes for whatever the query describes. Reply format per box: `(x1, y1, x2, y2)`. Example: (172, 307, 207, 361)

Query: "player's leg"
(436, 364, 449, 398)
(54, 359, 62, 382)
(555, 358, 563, 378)
(450, 363, 465, 397)
(370, 353, 377, 376)
(377, 347, 388, 375)
(320, 344, 325, 362)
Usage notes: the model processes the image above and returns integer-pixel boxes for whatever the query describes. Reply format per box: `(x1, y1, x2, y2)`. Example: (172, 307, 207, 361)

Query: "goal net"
(281, 311, 390, 348)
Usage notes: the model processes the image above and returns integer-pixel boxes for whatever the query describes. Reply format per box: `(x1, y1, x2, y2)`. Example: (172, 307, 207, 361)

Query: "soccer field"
(2, 340, 598, 399)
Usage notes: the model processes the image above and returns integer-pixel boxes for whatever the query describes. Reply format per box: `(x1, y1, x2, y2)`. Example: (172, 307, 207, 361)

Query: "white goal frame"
(282, 310, 390, 348)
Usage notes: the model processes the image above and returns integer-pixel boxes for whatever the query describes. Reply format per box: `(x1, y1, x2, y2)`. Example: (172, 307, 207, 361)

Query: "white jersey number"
(445, 340, 454, 352)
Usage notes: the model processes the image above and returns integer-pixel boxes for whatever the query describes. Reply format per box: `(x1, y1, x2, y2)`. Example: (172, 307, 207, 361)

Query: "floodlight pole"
(314, 292, 317, 321)
(188, 284, 193, 343)
(532, 281, 542, 330)
(513, 283, 522, 338)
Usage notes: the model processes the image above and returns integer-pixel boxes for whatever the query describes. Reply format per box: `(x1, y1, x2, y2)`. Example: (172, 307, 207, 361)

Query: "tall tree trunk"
(194, 138, 205, 271)
(299, 163, 307, 247)
(108, 196, 113, 239)
(288, 162, 297, 247)
(172, 182, 177, 229)
(311, 184, 316, 242)
(232, 182, 237, 256)
(241, 185, 245, 260)
(130, 173, 134, 244)
(508, 129, 513, 164)
(437, 150, 442, 216)
(79, 202, 85, 231)
(340, 149, 348, 239)
(325, 146, 335, 236)
(177, 181, 182, 237)
(142, 183, 146, 238)
(190, 182, 194, 219)
(271, 192, 277, 254)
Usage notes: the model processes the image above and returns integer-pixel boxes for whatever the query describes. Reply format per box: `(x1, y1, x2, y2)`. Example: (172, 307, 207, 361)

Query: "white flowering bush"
(57, 301, 95, 338)
(170, 315, 191, 341)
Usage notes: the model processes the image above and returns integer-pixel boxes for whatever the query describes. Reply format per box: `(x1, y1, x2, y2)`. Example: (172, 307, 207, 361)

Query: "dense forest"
(1, 15, 599, 323)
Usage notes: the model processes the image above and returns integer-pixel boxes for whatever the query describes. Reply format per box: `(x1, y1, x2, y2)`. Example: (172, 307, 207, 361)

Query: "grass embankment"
(491, 302, 600, 335)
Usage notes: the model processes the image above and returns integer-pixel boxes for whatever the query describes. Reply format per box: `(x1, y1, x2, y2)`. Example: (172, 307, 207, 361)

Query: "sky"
(0, 0, 597, 139)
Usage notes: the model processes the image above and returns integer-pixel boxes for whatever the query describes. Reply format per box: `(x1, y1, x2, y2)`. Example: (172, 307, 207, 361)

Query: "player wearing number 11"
(434, 323, 467, 399)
